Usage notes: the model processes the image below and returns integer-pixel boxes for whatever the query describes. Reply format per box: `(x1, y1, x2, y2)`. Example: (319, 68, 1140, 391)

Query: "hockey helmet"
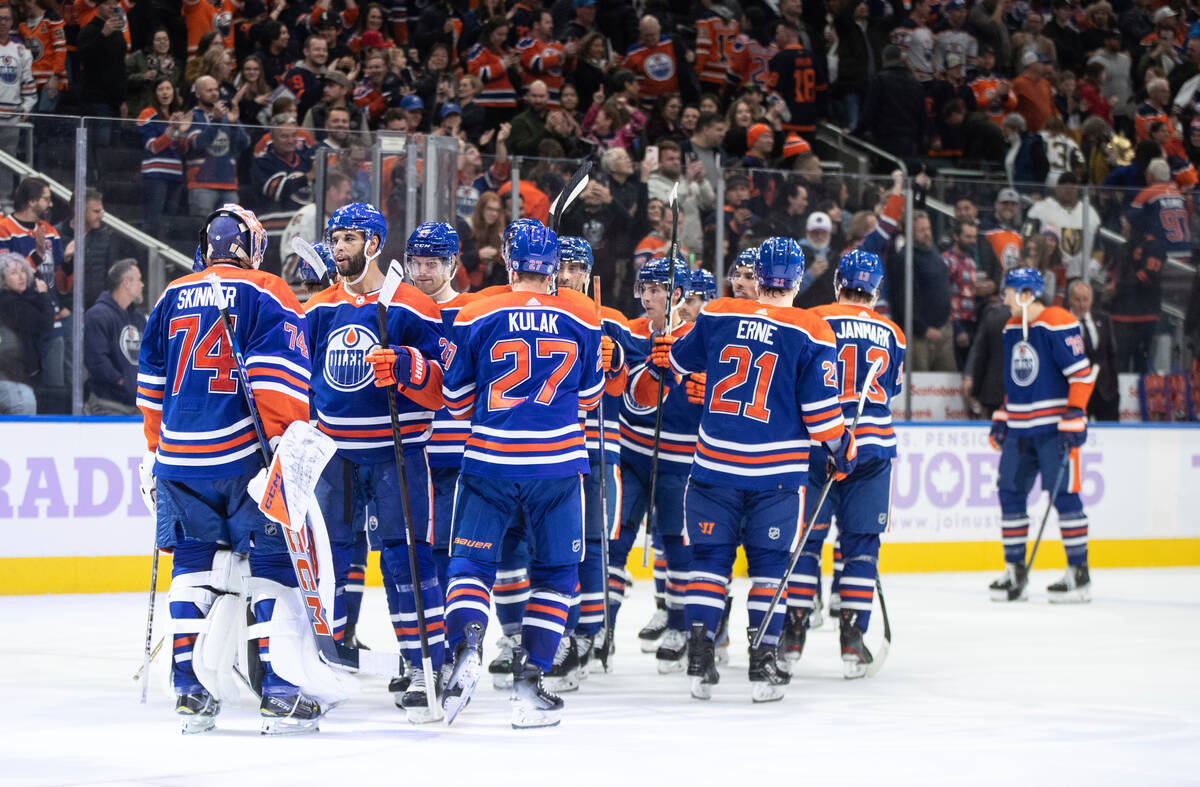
(757, 237, 806, 290)
(298, 240, 335, 285)
(196, 204, 267, 270)
(557, 236, 594, 273)
(505, 222, 560, 276)
(835, 249, 885, 300)
(406, 221, 460, 261)
(732, 246, 759, 271)
(1004, 266, 1045, 298)
(502, 218, 542, 266)
(636, 255, 690, 297)
(326, 202, 388, 260)
(686, 268, 718, 301)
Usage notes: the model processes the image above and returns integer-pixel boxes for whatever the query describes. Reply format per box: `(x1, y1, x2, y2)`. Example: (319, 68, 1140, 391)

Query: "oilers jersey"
(621, 318, 702, 476)
(1000, 306, 1095, 437)
(810, 304, 906, 460)
(137, 265, 311, 480)
(666, 298, 845, 491)
(442, 290, 604, 480)
(304, 281, 445, 463)
(427, 290, 480, 469)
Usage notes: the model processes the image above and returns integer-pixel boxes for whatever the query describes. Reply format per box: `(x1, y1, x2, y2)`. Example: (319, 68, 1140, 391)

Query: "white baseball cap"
(806, 211, 833, 233)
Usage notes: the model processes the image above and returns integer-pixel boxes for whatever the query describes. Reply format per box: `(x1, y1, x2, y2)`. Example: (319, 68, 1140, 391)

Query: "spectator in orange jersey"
(17, 0, 67, 112)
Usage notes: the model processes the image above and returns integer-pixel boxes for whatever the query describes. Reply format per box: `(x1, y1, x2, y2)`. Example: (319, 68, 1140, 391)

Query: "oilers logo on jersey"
(323, 324, 379, 392)
(1, 56, 20, 86)
(1010, 341, 1039, 387)
(644, 52, 674, 81)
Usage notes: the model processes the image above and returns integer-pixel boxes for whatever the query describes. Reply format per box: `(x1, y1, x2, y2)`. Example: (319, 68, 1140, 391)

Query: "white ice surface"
(1, 569, 1198, 787)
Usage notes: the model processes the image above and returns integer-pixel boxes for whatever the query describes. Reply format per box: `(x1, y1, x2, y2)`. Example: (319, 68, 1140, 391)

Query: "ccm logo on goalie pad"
(283, 527, 332, 637)
(259, 458, 292, 530)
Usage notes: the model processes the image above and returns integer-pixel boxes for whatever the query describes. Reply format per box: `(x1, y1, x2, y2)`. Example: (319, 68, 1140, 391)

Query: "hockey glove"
(684, 373, 707, 405)
(825, 431, 858, 481)
(989, 409, 1008, 451)
(138, 451, 157, 514)
(649, 333, 676, 369)
(365, 346, 428, 390)
(600, 335, 623, 374)
(1057, 407, 1087, 451)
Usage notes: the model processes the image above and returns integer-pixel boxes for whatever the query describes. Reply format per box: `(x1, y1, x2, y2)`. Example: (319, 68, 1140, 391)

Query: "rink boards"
(1, 417, 1198, 594)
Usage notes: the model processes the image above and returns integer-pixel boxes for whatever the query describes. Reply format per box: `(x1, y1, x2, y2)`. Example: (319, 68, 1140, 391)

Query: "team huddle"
(135, 191, 1097, 735)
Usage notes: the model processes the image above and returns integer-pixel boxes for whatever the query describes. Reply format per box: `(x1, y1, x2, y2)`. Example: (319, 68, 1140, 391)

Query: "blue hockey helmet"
(506, 222, 560, 276)
(502, 218, 543, 266)
(298, 241, 335, 285)
(732, 246, 759, 270)
(686, 268, 718, 301)
(557, 236, 594, 273)
(757, 237, 805, 290)
(636, 255, 690, 296)
(835, 249, 885, 299)
(1004, 266, 1045, 298)
(197, 204, 267, 270)
(326, 202, 387, 260)
(406, 221, 459, 260)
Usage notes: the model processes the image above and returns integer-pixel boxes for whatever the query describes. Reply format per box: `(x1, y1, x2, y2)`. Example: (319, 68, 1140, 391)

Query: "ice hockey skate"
(592, 626, 614, 673)
(575, 634, 593, 680)
(489, 633, 519, 689)
(781, 608, 808, 662)
(839, 610, 873, 680)
(442, 622, 484, 724)
(510, 646, 563, 729)
(1047, 564, 1091, 604)
(260, 691, 324, 735)
(638, 605, 668, 652)
(686, 622, 719, 700)
(655, 628, 687, 673)
(747, 627, 791, 703)
(543, 635, 580, 692)
(175, 691, 220, 735)
(399, 663, 444, 723)
(989, 562, 1029, 602)
(713, 595, 733, 666)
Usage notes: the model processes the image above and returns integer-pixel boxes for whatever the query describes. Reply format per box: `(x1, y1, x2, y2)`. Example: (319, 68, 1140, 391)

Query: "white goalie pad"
(246, 577, 356, 705)
(165, 551, 249, 702)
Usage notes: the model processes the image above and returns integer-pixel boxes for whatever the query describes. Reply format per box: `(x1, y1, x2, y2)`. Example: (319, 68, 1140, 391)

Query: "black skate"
(592, 626, 614, 673)
(489, 632, 519, 690)
(510, 646, 564, 729)
(260, 691, 323, 735)
(748, 627, 791, 703)
(989, 562, 1029, 602)
(781, 608, 808, 662)
(655, 628, 688, 674)
(1047, 564, 1091, 604)
(839, 610, 873, 680)
(175, 690, 220, 735)
(575, 634, 593, 680)
(638, 603, 668, 653)
(714, 595, 733, 666)
(342, 622, 369, 650)
(400, 662, 445, 724)
(388, 663, 411, 707)
(686, 622, 719, 700)
(441, 622, 484, 725)
(544, 635, 580, 693)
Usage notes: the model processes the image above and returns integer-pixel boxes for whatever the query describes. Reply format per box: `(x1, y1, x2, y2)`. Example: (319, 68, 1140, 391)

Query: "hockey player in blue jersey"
(650, 236, 856, 702)
(439, 221, 606, 728)
(304, 203, 449, 723)
(615, 256, 704, 674)
(138, 204, 344, 735)
(989, 267, 1096, 603)
(784, 250, 906, 677)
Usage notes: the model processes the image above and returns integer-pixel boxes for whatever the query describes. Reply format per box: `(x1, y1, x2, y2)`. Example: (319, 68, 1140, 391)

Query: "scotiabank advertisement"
(0, 419, 1197, 591)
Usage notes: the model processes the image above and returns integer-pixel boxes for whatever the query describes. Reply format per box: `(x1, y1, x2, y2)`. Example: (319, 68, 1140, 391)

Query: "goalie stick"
(750, 357, 884, 651)
(138, 543, 159, 703)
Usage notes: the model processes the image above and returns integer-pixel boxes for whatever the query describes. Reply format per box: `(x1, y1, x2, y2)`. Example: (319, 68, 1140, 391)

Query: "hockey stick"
(750, 357, 883, 651)
(203, 273, 348, 672)
(592, 274, 614, 670)
(642, 182, 681, 568)
(290, 236, 329, 280)
(375, 260, 440, 716)
(549, 159, 593, 232)
(1024, 448, 1072, 574)
(138, 544, 159, 702)
(134, 637, 163, 682)
(865, 575, 891, 678)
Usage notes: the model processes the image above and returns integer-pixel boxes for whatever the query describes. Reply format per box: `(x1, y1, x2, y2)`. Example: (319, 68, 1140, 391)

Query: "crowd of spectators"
(0, 0, 1198, 416)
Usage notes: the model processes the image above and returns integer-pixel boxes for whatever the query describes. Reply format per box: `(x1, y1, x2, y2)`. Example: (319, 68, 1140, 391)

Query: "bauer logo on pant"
(1010, 341, 1039, 387)
(323, 324, 379, 392)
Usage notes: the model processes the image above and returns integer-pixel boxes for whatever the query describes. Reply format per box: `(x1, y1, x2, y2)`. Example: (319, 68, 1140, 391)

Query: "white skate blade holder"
(690, 676, 713, 700)
(511, 703, 562, 730)
(442, 651, 482, 725)
(751, 683, 786, 703)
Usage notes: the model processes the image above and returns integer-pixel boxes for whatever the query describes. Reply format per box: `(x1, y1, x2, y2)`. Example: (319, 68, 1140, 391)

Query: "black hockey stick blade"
(549, 159, 593, 231)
